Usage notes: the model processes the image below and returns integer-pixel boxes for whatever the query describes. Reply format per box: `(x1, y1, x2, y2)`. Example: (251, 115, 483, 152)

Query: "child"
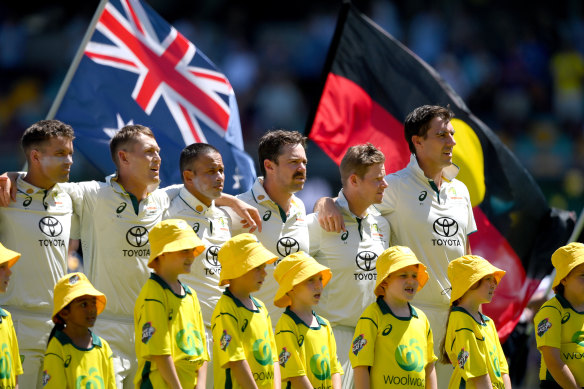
(439, 255, 510, 389)
(42, 272, 115, 388)
(349, 246, 437, 389)
(211, 233, 280, 389)
(134, 219, 209, 389)
(533, 242, 584, 388)
(0, 243, 22, 388)
(273, 251, 343, 389)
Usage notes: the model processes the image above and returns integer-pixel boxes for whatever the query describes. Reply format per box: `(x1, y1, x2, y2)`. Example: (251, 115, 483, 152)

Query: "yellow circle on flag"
(451, 118, 485, 207)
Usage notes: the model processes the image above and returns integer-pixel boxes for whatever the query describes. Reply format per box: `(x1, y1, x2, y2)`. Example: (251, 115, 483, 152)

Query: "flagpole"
(46, 0, 109, 119)
(303, 0, 351, 135)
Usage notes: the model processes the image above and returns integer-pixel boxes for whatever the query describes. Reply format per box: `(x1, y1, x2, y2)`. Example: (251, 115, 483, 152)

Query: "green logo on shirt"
(310, 346, 332, 381)
(253, 331, 273, 366)
(75, 367, 105, 389)
(488, 346, 501, 378)
(176, 323, 205, 356)
(572, 331, 584, 346)
(0, 344, 13, 379)
(395, 339, 424, 372)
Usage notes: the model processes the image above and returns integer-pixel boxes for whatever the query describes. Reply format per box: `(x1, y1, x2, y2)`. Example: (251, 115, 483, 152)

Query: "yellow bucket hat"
(218, 233, 278, 286)
(0, 243, 20, 268)
(273, 252, 332, 308)
(148, 219, 205, 267)
(551, 242, 584, 290)
(374, 246, 429, 297)
(448, 255, 505, 305)
(52, 272, 106, 323)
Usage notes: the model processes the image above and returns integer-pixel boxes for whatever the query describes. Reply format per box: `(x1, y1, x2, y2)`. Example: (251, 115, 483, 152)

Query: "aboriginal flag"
(306, 2, 574, 340)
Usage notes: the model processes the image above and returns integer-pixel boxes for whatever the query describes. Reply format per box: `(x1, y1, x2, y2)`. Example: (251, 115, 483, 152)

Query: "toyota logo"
(276, 237, 300, 257)
(39, 216, 63, 237)
(355, 251, 377, 271)
(126, 226, 149, 247)
(433, 217, 458, 237)
(205, 245, 221, 267)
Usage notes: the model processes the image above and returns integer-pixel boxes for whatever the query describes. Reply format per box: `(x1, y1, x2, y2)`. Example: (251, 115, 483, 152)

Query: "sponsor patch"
(141, 322, 156, 344)
(352, 334, 367, 355)
(220, 330, 232, 351)
(537, 318, 552, 337)
(42, 370, 51, 386)
(457, 348, 469, 369)
(279, 347, 291, 367)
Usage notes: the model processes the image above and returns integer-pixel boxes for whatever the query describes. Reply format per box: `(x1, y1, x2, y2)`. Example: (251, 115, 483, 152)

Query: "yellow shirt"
(42, 330, 115, 389)
(211, 289, 278, 388)
(275, 308, 343, 387)
(349, 298, 436, 388)
(0, 308, 23, 387)
(134, 273, 209, 388)
(534, 293, 584, 386)
(444, 307, 508, 389)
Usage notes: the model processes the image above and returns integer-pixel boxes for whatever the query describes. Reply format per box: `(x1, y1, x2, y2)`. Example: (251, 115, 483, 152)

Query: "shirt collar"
(16, 176, 50, 195)
(284, 307, 327, 328)
(376, 296, 418, 320)
(250, 177, 304, 217)
(224, 288, 262, 312)
(150, 273, 192, 297)
(107, 172, 157, 198)
(452, 306, 490, 325)
(556, 292, 583, 313)
(55, 329, 103, 348)
(178, 186, 216, 215)
(336, 190, 381, 218)
(407, 154, 460, 184)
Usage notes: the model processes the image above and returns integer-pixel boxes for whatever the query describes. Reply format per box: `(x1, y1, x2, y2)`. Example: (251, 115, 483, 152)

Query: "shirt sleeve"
(490, 322, 509, 375)
(463, 184, 477, 235)
(425, 317, 438, 365)
(534, 302, 562, 350)
(194, 295, 210, 362)
(306, 213, 322, 256)
(267, 309, 279, 365)
(212, 301, 246, 367)
(137, 286, 171, 357)
(449, 316, 489, 380)
(328, 323, 344, 375)
(42, 338, 67, 389)
(7, 315, 22, 376)
(349, 307, 378, 367)
(275, 316, 306, 380)
(102, 340, 117, 389)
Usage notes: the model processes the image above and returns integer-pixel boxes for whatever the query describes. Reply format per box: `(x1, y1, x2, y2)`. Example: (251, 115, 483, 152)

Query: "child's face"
(561, 263, 584, 303)
(238, 263, 267, 293)
(61, 295, 98, 329)
(382, 265, 419, 304)
(160, 248, 197, 276)
(466, 275, 498, 304)
(0, 263, 12, 293)
(289, 274, 324, 308)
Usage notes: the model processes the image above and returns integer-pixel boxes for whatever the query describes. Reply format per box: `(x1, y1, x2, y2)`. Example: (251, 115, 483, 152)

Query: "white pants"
(332, 325, 355, 389)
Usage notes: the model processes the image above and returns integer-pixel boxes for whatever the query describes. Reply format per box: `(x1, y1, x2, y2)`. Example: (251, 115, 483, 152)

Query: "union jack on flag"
(51, 0, 256, 192)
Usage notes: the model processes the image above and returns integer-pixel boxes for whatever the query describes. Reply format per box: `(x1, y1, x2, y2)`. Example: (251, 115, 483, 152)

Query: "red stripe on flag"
(471, 207, 541, 341)
(309, 73, 410, 174)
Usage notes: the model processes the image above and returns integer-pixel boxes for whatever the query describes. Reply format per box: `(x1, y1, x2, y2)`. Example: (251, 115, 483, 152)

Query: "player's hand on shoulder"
(315, 197, 345, 233)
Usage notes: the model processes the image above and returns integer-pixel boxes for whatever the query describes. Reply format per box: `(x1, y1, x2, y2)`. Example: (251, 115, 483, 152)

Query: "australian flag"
(51, 0, 256, 193)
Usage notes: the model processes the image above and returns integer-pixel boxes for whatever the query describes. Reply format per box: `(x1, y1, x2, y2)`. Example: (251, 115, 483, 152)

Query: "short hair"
(21, 120, 75, 155)
(257, 129, 307, 177)
(109, 124, 155, 168)
(339, 143, 385, 183)
(404, 105, 454, 154)
(179, 143, 221, 180)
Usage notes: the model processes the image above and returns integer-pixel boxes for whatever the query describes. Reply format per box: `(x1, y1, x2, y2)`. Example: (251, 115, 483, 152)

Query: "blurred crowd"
(1, 0, 584, 213)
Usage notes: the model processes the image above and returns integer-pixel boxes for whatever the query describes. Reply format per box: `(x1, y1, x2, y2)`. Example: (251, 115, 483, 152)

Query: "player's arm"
(353, 366, 370, 389)
(216, 193, 262, 233)
(313, 196, 345, 232)
(332, 372, 341, 389)
(466, 238, 472, 255)
(151, 354, 183, 389)
(539, 346, 579, 389)
(0, 172, 18, 205)
(194, 361, 207, 389)
(273, 362, 281, 389)
(466, 374, 492, 389)
(502, 373, 512, 389)
(288, 375, 312, 389)
(226, 360, 259, 389)
(425, 362, 437, 389)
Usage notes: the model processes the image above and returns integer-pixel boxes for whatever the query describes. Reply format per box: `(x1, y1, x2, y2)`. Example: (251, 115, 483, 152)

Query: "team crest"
(141, 322, 156, 344)
(42, 370, 51, 386)
(352, 334, 367, 355)
(537, 318, 552, 337)
(279, 347, 291, 367)
(457, 348, 469, 369)
(220, 330, 232, 351)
